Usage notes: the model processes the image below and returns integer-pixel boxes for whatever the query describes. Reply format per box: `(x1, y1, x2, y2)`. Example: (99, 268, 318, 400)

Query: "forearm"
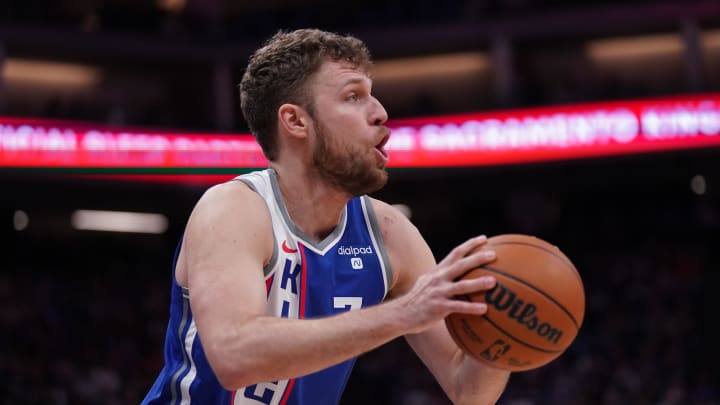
(450, 350, 511, 405)
(406, 323, 511, 405)
(207, 299, 409, 389)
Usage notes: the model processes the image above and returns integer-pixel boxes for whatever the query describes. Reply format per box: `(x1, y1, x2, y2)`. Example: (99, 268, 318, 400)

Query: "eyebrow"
(340, 76, 370, 89)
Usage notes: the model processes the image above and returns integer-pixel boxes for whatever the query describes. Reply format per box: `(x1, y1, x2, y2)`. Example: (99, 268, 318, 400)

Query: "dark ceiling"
(2, 0, 719, 131)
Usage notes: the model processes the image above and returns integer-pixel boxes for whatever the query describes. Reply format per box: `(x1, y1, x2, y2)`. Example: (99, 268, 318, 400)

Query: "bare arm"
(371, 198, 511, 405)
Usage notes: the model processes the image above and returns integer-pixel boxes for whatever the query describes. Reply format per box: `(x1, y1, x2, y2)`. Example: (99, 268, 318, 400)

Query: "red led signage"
(1, 93, 718, 174)
(385, 93, 720, 167)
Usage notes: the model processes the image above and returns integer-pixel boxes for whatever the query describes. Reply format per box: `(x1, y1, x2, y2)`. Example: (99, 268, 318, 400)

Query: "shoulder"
(367, 197, 436, 296)
(186, 180, 274, 257)
(176, 179, 274, 286)
(366, 197, 415, 241)
(193, 179, 268, 219)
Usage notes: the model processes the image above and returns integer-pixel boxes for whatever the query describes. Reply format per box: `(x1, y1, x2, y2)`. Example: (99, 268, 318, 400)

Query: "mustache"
(377, 126, 391, 139)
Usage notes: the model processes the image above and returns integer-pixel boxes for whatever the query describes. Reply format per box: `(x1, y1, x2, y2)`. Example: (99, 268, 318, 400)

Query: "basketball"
(445, 234, 586, 372)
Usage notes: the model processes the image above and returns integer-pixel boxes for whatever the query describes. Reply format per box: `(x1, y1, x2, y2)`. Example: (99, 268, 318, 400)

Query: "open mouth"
(375, 131, 391, 160)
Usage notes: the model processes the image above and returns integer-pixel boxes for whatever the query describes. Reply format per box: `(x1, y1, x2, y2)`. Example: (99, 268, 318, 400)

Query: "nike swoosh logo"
(282, 240, 298, 253)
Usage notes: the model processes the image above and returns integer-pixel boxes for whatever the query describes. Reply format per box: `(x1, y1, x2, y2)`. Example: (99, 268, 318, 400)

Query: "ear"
(278, 104, 310, 139)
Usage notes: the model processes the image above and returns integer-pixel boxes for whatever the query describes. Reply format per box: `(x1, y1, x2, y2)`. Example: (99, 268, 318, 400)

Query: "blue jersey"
(142, 169, 393, 405)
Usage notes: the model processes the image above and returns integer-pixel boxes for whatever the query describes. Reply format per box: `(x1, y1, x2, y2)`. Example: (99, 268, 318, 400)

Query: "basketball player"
(142, 28, 511, 404)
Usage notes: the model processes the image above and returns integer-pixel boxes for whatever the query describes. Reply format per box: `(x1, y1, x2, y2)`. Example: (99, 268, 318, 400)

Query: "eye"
(347, 92, 359, 102)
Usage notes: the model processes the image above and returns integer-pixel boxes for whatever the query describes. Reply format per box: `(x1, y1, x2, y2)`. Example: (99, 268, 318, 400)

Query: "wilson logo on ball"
(485, 282, 563, 344)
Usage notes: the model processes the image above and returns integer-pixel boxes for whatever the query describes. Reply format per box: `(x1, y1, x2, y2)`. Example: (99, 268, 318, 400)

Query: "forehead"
(312, 60, 371, 91)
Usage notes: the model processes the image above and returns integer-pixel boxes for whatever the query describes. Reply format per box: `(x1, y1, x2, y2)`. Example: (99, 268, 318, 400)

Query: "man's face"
(307, 61, 391, 196)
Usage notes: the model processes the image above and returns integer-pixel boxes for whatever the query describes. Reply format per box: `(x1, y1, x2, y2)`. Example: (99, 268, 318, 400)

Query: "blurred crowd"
(0, 253, 169, 404)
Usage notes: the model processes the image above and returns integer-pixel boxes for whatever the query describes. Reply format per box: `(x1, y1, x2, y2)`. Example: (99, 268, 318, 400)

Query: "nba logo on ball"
(445, 234, 586, 372)
(480, 339, 510, 362)
(350, 257, 363, 269)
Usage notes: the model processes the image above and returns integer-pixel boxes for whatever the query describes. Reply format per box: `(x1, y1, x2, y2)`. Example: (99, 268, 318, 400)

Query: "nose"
(370, 96, 388, 126)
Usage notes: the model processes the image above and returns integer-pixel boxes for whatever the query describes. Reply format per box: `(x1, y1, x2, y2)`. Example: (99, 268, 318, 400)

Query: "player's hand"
(397, 235, 497, 334)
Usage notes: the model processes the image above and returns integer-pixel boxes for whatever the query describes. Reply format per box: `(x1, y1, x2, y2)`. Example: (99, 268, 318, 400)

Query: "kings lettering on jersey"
(242, 381, 289, 405)
(267, 254, 305, 320)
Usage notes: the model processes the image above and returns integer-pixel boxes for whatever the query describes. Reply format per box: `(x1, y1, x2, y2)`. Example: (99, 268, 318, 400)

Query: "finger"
(446, 300, 488, 316)
(445, 249, 496, 280)
(447, 276, 497, 296)
(440, 235, 488, 265)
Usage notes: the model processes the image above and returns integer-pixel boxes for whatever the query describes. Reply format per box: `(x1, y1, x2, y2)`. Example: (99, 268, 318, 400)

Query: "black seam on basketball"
(489, 240, 582, 283)
(449, 297, 501, 361)
(482, 265, 581, 329)
(445, 317, 478, 359)
(482, 314, 563, 354)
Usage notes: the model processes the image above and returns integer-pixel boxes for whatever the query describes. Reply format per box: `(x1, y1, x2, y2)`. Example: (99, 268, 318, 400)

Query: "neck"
(270, 162, 351, 242)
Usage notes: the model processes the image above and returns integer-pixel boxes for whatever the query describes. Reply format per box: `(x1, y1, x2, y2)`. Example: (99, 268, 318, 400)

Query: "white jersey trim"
(234, 169, 349, 256)
(179, 320, 198, 405)
(360, 196, 393, 296)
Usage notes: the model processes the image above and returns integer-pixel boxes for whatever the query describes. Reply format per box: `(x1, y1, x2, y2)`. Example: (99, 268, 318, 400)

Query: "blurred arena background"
(1, 0, 719, 403)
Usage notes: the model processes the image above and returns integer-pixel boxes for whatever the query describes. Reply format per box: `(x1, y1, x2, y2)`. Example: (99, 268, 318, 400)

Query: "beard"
(311, 120, 388, 196)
